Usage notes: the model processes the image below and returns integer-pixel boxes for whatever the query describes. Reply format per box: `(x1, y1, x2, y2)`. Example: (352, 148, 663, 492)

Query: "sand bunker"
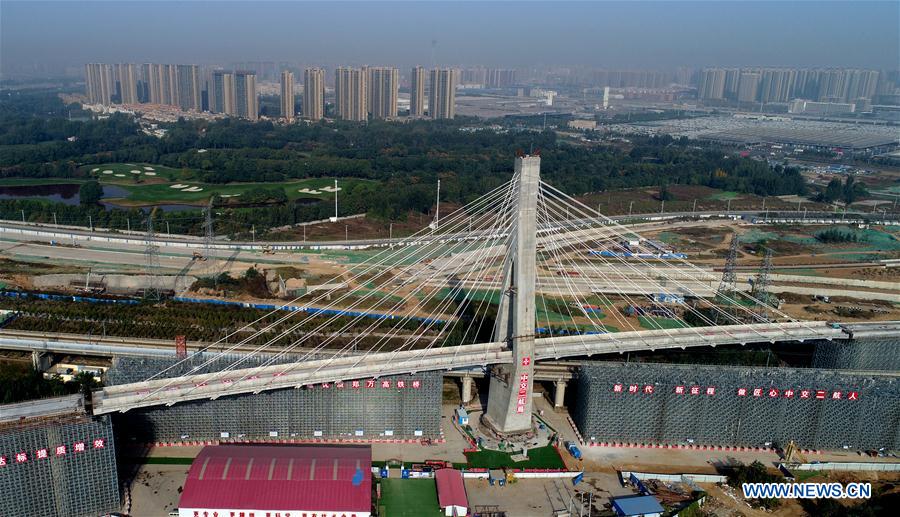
(102, 170, 114, 175)
(130, 170, 141, 174)
(182, 186, 204, 192)
(91, 168, 99, 172)
(170, 184, 188, 189)
(320, 186, 342, 193)
(298, 188, 322, 194)
(114, 174, 126, 177)
(144, 172, 156, 176)
(143, 166, 154, 171)
(219, 193, 241, 198)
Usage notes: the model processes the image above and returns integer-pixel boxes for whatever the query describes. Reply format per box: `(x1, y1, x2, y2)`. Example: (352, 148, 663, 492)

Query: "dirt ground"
(465, 474, 630, 516)
(581, 185, 833, 217)
(267, 212, 439, 242)
(125, 464, 188, 517)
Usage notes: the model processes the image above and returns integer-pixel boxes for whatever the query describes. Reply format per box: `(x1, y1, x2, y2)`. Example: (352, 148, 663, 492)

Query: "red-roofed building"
(435, 469, 468, 517)
(178, 445, 372, 517)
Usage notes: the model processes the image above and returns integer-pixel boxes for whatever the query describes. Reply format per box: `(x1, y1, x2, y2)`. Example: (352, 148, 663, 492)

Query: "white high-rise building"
(335, 67, 368, 121)
(85, 63, 114, 105)
(234, 71, 258, 121)
(367, 67, 399, 119)
(115, 63, 138, 104)
(410, 66, 426, 117)
(428, 68, 458, 119)
(303, 68, 325, 120)
(280, 70, 295, 121)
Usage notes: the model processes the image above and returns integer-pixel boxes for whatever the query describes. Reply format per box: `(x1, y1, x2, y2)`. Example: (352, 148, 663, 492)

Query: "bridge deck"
(89, 320, 871, 415)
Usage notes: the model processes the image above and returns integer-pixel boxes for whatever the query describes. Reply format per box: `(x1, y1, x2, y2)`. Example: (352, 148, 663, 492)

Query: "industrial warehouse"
(177, 445, 372, 517)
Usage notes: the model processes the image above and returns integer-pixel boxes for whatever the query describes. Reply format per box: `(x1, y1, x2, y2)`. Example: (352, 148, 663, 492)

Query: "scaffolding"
(571, 362, 900, 451)
(0, 416, 119, 517)
(108, 356, 443, 443)
(813, 337, 900, 371)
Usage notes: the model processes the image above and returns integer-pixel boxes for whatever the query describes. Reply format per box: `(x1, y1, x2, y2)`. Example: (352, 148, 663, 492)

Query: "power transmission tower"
(143, 211, 161, 301)
(718, 234, 739, 297)
(203, 198, 217, 285)
(752, 248, 774, 322)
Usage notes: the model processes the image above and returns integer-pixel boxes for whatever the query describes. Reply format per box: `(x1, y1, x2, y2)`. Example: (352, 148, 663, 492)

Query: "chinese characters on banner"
(612, 383, 858, 401)
(1, 438, 105, 468)
(515, 355, 532, 414)
(516, 372, 529, 414)
(191, 511, 361, 517)
(308, 379, 423, 390)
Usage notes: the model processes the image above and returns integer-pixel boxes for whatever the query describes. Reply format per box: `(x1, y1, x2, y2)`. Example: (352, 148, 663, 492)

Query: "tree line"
(1, 90, 810, 235)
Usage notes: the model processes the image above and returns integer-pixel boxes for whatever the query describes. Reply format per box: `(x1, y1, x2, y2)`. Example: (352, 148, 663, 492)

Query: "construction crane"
(783, 440, 807, 464)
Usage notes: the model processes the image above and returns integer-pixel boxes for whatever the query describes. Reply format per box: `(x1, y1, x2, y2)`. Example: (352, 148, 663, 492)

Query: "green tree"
(79, 180, 104, 205)
(657, 183, 674, 201)
(823, 178, 843, 203)
(843, 175, 867, 204)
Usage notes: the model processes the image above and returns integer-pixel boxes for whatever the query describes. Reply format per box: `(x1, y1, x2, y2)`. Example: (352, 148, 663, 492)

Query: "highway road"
(1, 319, 893, 414)
(0, 393, 84, 423)
(2, 209, 896, 277)
(2, 209, 896, 253)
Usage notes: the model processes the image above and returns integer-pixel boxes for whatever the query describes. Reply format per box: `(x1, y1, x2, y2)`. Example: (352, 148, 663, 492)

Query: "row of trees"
(0, 363, 99, 404)
(1, 90, 811, 235)
(818, 175, 868, 204)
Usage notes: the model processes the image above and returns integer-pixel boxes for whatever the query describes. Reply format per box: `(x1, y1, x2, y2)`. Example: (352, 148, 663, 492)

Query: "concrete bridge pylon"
(483, 154, 540, 435)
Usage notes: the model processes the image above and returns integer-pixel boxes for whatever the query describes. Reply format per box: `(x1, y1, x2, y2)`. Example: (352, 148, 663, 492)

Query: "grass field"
(708, 191, 741, 201)
(104, 178, 370, 206)
(638, 316, 689, 330)
(379, 478, 443, 517)
(84, 162, 188, 182)
(464, 444, 566, 469)
(3, 164, 372, 208)
(81, 163, 369, 206)
(792, 470, 824, 482)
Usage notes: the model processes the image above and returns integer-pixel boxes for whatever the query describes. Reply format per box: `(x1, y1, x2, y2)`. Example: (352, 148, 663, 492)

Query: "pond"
(0, 183, 82, 205)
(0, 183, 197, 212)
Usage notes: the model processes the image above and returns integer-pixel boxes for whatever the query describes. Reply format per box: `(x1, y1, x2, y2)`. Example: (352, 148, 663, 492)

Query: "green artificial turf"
(463, 444, 565, 469)
(379, 478, 443, 517)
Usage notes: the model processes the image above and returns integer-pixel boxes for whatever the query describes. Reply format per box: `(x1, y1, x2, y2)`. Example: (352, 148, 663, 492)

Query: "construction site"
(0, 156, 898, 517)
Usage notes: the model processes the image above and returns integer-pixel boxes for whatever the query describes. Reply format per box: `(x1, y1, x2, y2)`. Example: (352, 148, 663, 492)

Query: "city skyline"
(2, 1, 899, 79)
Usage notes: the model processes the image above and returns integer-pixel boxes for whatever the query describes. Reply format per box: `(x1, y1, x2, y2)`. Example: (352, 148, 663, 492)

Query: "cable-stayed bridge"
(90, 155, 899, 433)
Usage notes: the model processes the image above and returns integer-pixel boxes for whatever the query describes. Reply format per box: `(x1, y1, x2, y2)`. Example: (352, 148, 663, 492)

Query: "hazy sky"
(2, 1, 898, 76)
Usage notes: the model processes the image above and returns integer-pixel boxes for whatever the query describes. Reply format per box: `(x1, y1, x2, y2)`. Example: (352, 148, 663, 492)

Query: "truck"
(565, 441, 582, 460)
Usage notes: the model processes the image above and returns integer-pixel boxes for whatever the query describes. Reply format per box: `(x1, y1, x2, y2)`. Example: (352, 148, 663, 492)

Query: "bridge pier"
(32, 351, 51, 372)
(461, 375, 474, 405)
(484, 154, 540, 436)
(553, 380, 567, 410)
